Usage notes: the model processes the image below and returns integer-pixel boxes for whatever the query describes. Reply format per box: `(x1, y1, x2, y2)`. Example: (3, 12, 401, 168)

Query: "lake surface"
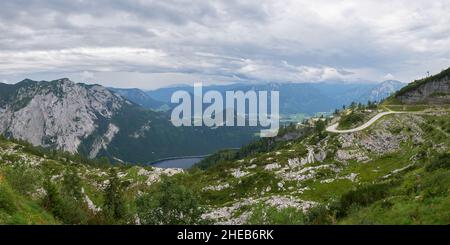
(149, 156, 205, 169)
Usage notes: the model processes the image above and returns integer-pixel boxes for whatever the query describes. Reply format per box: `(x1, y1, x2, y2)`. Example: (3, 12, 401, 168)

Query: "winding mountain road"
(326, 111, 407, 133)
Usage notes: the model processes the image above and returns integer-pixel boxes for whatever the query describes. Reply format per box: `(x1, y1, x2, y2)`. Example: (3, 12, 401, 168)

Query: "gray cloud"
(0, 0, 449, 89)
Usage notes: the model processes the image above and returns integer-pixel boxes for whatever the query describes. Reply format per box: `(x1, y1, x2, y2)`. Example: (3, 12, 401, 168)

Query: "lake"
(149, 156, 205, 169)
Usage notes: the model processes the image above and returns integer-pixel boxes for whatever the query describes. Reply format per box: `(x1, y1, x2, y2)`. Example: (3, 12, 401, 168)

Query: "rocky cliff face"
(396, 69, 450, 104)
(0, 78, 126, 154)
(367, 80, 404, 102)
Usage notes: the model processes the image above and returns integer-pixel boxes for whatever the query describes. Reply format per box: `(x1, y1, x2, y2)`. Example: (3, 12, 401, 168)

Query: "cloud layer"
(1, 0, 449, 89)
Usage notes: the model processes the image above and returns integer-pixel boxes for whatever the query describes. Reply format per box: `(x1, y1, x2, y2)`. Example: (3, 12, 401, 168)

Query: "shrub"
(42, 179, 88, 224)
(136, 176, 205, 225)
(426, 153, 450, 172)
(62, 166, 83, 200)
(338, 111, 365, 129)
(335, 182, 394, 217)
(4, 164, 40, 196)
(305, 204, 334, 224)
(42, 179, 69, 221)
(421, 171, 450, 197)
(102, 169, 129, 224)
(247, 205, 306, 225)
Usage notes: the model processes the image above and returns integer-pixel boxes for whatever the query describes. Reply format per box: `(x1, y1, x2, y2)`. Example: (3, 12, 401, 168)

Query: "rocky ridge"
(396, 68, 450, 104)
(0, 79, 126, 155)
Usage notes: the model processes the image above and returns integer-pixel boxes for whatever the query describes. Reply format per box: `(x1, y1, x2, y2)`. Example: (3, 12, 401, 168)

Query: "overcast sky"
(0, 0, 449, 89)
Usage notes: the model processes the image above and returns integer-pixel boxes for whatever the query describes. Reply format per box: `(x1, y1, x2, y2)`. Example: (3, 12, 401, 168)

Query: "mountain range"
(0, 78, 405, 163)
(108, 87, 169, 111)
(114, 80, 405, 115)
(0, 78, 258, 163)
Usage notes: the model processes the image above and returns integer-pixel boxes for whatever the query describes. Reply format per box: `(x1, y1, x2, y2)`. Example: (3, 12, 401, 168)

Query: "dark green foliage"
(193, 138, 275, 171)
(42, 180, 63, 221)
(420, 171, 450, 198)
(0, 79, 41, 110)
(338, 111, 365, 129)
(194, 149, 238, 170)
(302, 181, 401, 224)
(315, 120, 326, 133)
(314, 119, 327, 140)
(136, 176, 205, 225)
(96, 156, 112, 166)
(108, 104, 258, 163)
(305, 204, 334, 225)
(247, 203, 344, 225)
(367, 100, 377, 109)
(426, 152, 450, 172)
(237, 137, 276, 157)
(193, 125, 314, 170)
(102, 169, 129, 223)
(334, 182, 394, 217)
(430, 92, 448, 97)
(62, 166, 83, 200)
(334, 109, 340, 115)
(277, 123, 298, 136)
(247, 205, 306, 225)
(42, 179, 87, 224)
(4, 164, 40, 195)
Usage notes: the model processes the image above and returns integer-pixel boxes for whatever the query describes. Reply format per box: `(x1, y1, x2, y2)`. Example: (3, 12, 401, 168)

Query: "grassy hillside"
(1, 105, 449, 224)
(0, 181, 57, 224)
(0, 135, 185, 224)
(183, 107, 450, 224)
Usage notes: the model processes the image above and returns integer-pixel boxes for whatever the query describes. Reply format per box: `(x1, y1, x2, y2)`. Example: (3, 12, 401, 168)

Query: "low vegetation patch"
(338, 111, 365, 129)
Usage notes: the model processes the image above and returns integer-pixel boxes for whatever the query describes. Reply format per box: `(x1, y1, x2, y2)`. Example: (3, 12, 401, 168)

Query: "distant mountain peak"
(19, 78, 36, 82)
(365, 80, 404, 102)
(108, 87, 167, 111)
(53, 77, 71, 82)
(380, 79, 403, 85)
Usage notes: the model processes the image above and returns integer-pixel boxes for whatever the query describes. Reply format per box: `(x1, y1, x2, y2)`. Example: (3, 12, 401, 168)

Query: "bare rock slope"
(0, 78, 125, 154)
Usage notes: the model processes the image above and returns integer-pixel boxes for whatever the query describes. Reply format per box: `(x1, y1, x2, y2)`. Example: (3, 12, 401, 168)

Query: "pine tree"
(43, 179, 65, 221)
(63, 166, 83, 200)
(103, 169, 127, 223)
